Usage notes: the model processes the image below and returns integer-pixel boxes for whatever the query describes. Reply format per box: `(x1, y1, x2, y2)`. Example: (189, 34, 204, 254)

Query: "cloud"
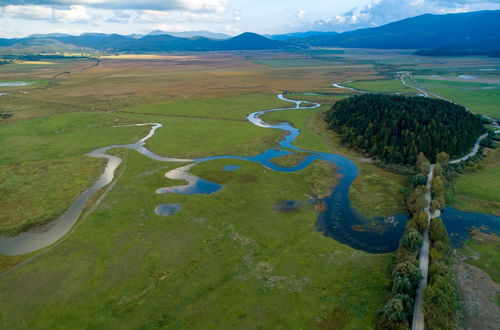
(0, 0, 228, 12)
(1, 4, 91, 23)
(105, 11, 131, 23)
(302, 0, 500, 31)
(135, 9, 232, 23)
(296, 10, 307, 19)
(0, 0, 232, 27)
(0, 0, 236, 30)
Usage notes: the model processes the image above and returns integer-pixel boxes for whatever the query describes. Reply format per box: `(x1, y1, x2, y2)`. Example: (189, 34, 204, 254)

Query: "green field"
(415, 78, 500, 118)
(0, 112, 148, 232)
(0, 156, 106, 234)
(250, 58, 346, 68)
(132, 112, 284, 159)
(344, 79, 416, 94)
(285, 93, 348, 106)
(0, 151, 391, 328)
(123, 92, 290, 120)
(0, 112, 146, 166)
(452, 144, 500, 216)
(462, 232, 500, 283)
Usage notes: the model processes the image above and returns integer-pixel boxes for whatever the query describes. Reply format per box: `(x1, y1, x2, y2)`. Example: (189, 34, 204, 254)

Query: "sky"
(0, 0, 499, 38)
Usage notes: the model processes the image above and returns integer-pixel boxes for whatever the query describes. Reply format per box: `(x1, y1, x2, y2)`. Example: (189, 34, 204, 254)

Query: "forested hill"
(325, 94, 485, 165)
(300, 10, 500, 50)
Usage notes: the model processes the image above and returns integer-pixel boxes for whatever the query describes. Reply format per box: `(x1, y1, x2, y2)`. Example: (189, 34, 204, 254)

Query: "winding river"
(0, 93, 498, 256)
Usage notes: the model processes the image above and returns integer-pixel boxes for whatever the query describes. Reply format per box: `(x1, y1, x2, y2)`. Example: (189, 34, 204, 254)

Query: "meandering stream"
(0, 93, 498, 256)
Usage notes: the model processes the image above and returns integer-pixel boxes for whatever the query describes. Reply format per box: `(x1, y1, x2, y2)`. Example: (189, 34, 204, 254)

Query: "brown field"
(0, 51, 381, 123)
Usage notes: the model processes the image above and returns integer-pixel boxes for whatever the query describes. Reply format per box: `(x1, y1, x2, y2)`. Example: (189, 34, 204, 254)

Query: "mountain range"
(147, 30, 231, 39)
(0, 10, 498, 54)
(299, 10, 500, 50)
(267, 31, 338, 41)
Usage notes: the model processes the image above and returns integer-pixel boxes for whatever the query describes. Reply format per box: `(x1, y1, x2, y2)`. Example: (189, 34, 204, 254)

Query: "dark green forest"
(325, 94, 485, 164)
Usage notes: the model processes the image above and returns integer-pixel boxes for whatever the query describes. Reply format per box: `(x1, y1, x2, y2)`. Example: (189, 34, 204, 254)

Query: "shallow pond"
(155, 204, 181, 216)
(442, 207, 500, 246)
(0, 81, 34, 87)
(223, 165, 241, 171)
(273, 200, 303, 212)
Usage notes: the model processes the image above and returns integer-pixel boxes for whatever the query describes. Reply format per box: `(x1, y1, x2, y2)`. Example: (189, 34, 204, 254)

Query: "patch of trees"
(424, 217, 458, 329)
(376, 227, 424, 329)
(325, 94, 485, 165)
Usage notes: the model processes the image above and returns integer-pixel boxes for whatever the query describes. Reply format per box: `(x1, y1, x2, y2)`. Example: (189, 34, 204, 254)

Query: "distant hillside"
(147, 30, 231, 39)
(0, 37, 95, 55)
(0, 10, 496, 53)
(109, 32, 287, 52)
(28, 33, 72, 39)
(302, 10, 500, 50)
(0, 32, 288, 53)
(268, 31, 337, 41)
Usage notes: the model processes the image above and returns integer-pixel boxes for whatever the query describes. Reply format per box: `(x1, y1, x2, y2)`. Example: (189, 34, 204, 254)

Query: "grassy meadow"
(461, 232, 500, 283)
(0, 156, 106, 234)
(415, 78, 500, 118)
(0, 151, 392, 329)
(344, 79, 416, 94)
(452, 144, 500, 216)
(0, 51, 396, 328)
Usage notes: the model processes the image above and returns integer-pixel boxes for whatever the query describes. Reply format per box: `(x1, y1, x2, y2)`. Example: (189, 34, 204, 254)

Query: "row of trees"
(377, 152, 455, 329)
(424, 155, 458, 329)
(424, 217, 457, 329)
(325, 94, 485, 165)
(376, 154, 433, 329)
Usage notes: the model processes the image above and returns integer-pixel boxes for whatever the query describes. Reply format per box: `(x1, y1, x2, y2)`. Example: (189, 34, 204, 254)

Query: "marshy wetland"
(0, 50, 499, 328)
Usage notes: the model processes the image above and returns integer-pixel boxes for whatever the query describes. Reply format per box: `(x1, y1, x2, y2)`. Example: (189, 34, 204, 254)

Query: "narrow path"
(412, 164, 435, 330)
(399, 72, 429, 97)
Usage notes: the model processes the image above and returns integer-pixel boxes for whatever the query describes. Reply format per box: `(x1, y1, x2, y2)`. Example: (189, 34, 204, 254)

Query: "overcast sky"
(1, 0, 499, 38)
